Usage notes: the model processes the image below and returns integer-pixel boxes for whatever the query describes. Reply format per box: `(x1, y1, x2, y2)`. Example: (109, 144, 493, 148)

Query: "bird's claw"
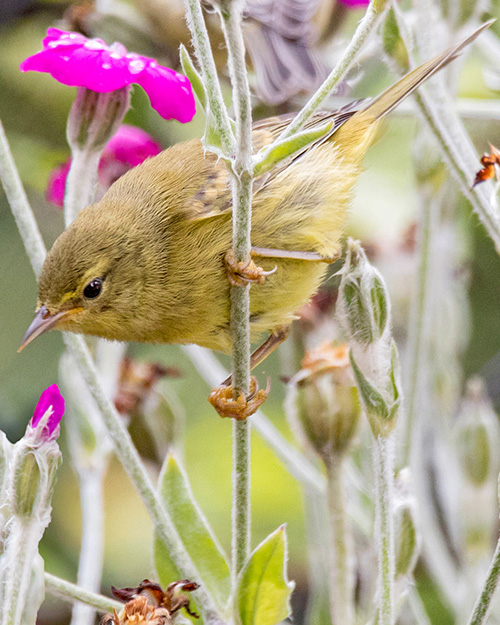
(224, 250, 276, 287)
(208, 376, 271, 420)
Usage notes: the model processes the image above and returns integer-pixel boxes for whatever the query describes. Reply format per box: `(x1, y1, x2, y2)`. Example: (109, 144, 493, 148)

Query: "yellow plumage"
(21, 23, 488, 354)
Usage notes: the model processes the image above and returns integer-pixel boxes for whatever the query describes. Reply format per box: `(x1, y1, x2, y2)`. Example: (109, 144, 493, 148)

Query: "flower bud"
(290, 343, 360, 459)
(12, 451, 40, 517)
(455, 377, 500, 486)
(337, 239, 390, 347)
(337, 240, 402, 437)
(10, 385, 64, 519)
(349, 340, 401, 437)
(67, 86, 130, 153)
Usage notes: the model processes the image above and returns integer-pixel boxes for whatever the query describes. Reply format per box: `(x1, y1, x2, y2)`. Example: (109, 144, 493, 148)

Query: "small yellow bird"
(21, 25, 487, 379)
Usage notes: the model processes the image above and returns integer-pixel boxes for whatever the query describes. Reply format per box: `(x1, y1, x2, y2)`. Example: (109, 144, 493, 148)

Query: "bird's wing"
(251, 104, 361, 191)
(186, 105, 361, 222)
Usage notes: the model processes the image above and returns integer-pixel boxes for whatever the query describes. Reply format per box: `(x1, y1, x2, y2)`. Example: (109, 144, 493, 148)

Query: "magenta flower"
(20, 28, 195, 122)
(338, 0, 370, 6)
(30, 384, 65, 441)
(46, 124, 162, 206)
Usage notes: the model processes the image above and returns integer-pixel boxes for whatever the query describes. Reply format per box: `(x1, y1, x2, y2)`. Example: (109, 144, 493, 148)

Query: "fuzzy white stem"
(0, 522, 44, 625)
(44, 572, 122, 613)
(374, 434, 396, 625)
(0, 121, 45, 278)
(70, 467, 106, 625)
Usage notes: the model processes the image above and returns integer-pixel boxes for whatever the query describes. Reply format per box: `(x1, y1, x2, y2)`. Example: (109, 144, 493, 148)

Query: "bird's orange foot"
(208, 376, 271, 420)
(224, 250, 276, 287)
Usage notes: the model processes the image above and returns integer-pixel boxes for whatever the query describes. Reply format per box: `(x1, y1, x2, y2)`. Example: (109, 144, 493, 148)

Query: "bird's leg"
(222, 325, 290, 386)
(224, 249, 277, 286)
(208, 377, 271, 421)
(224, 246, 340, 287)
(209, 325, 290, 420)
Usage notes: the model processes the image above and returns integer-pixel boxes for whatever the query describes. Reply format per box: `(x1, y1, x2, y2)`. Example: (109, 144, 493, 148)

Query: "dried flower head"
(20, 29, 195, 122)
(472, 144, 500, 187)
(290, 342, 360, 458)
(102, 579, 200, 625)
(114, 357, 181, 415)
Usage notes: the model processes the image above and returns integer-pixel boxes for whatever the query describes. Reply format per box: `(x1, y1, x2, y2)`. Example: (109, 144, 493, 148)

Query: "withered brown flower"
(102, 579, 199, 625)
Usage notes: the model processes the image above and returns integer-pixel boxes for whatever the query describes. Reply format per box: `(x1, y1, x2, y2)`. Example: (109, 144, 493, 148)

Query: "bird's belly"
(183, 256, 328, 353)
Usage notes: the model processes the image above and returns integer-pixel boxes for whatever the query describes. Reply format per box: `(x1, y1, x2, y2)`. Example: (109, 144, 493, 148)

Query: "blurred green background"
(2, 1, 500, 624)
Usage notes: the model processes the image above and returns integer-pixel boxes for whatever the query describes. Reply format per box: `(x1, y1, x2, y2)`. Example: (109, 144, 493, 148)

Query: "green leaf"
(253, 121, 334, 178)
(179, 44, 207, 112)
(382, 7, 409, 73)
(349, 353, 398, 437)
(154, 455, 231, 612)
(237, 526, 295, 625)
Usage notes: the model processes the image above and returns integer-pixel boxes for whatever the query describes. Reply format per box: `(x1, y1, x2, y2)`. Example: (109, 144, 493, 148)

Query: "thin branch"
(218, 0, 254, 580)
(44, 573, 122, 614)
(183, 0, 235, 155)
(0, 121, 46, 278)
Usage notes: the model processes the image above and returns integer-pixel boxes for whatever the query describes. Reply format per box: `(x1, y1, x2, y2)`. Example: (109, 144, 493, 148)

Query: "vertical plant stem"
(373, 434, 395, 625)
(70, 468, 106, 625)
(0, 121, 45, 278)
(64, 148, 101, 227)
(467, 533, 500, 625)
(63, 124, 109, 625)
(401, 198, 436, 465)
(1, 522, 41, 625)
(218, 0, 254, 584)
(183, 0, 234, 154)
(325, 455, 353, 625)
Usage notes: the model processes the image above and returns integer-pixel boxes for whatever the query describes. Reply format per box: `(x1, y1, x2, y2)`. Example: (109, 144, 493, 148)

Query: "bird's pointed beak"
(18, 305, 77, 352)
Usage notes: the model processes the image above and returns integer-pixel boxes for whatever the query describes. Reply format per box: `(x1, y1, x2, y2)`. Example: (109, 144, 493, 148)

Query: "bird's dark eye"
(83, 278, 103, 299)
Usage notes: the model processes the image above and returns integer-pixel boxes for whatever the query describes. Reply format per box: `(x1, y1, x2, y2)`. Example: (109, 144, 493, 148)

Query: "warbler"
(21, 24, 488, 368)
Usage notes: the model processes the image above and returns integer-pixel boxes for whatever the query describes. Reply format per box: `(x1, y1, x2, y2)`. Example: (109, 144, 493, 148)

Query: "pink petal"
(31, 384, 65, 440)
(135, 62, 196, 122)
(46, 161, 71, 207)
(46, 125, 162, 204)
(104, 124, 162, 166)
(21, 29, 196, 121)
(338, 0, 370, 6)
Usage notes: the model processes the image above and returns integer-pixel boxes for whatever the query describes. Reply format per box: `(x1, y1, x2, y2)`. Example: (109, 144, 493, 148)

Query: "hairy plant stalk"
(0, 123, 225, 625)
(467, 533, 500, 625)
(64, 120, 113, 625)
(374, 434, 395, 625)
(325, 455, 353, 625)
(0, 121, 45, 278)
(64, 148, 101, 227)
(183, 0, 234, 154)
(410, 67, 500, 252)
(1, 523, 42, 625)
(44, 573, 122, 613)
(401, 198, 437, 465)
(219, 0, 254, 580)
(70, 467, 106, 625)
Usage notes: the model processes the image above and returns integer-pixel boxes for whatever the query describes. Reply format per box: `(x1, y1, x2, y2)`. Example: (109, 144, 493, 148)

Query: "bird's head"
(20, 201, 154, 350)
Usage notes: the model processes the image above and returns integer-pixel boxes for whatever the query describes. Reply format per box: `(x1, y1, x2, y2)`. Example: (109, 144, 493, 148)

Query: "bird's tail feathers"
(353, 19, 493, 123)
